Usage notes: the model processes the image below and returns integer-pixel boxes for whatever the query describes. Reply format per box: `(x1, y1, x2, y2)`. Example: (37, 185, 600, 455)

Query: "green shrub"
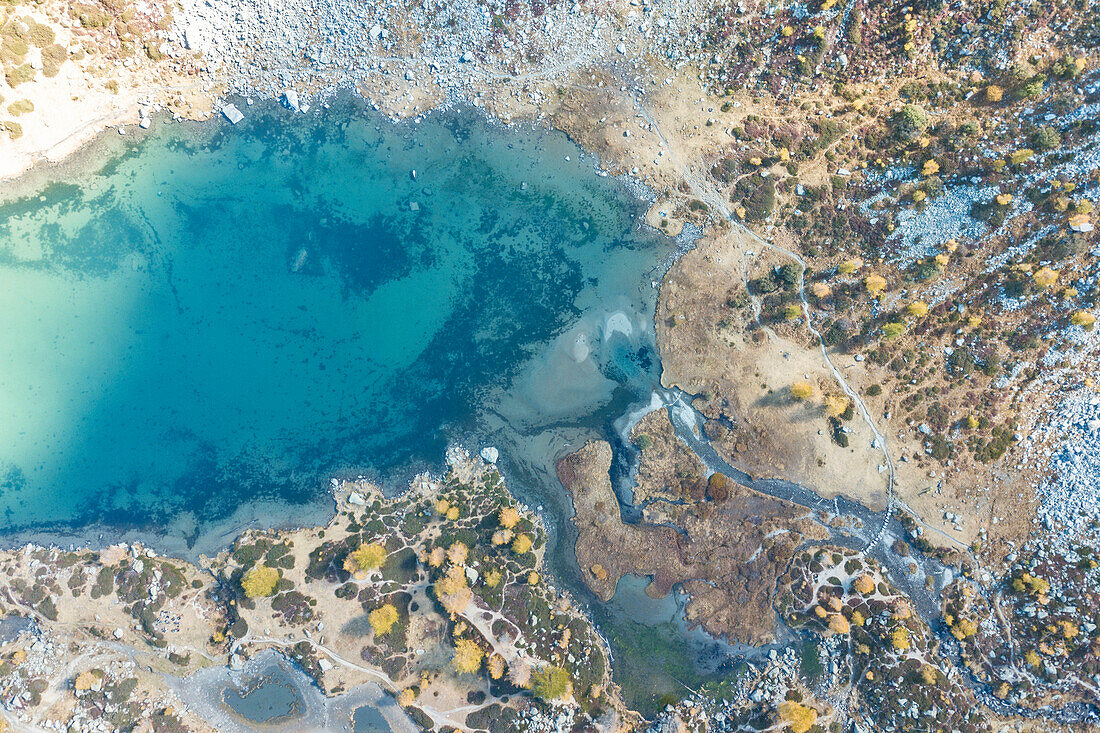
(891, 104, 928, 141)
(1014, 75, 1045, 100)
(1031, 126, 1060, 152)
(531, 666, 571, 700)
(743, 179, 776, 221)
(6, 99, 33, 115)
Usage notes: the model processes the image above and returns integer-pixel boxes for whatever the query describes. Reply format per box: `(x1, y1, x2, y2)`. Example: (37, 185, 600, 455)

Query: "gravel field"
(170, 0, 706, 108)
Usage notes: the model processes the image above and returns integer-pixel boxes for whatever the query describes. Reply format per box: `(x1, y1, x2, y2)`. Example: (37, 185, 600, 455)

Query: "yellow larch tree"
(498, 506, 521, 529)
(512, 533, 533, 554)
(241, 565, 279, 598)
(865, 273, 887, 297)
(447, 542, 469, 566)
(435, 565, 472, 615)
(852, 574, 875, 595)
(369, 603, 399, 636)
(890, 627, 911, 650)
(487, 653, 507, 680)
(345, 543, 386, 574)
(828, 613, 850, 635)
(823, 393, 849, 417)
(1071, 311, 1096, 328)
(790, 381, 814, 400)
(1032, 267, 1058, 288)
(452, 638, 484, 674)
(778, 700, 818, 733)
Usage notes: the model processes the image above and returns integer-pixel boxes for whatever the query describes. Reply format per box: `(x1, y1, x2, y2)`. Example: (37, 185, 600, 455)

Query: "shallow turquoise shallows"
(0, 99, 672, 536)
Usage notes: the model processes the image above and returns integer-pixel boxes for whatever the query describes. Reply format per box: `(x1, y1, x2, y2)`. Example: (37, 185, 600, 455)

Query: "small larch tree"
(531, 666, 572, 701)
(1071, 311, 1096, 328)
(777, 700, 818, 733)
(452, 638, 484, 674)
(512, 533, 533, 554)
(498, 506, 521, 529)
(241, 565, 279, 599)
(838, 257, 863, 275)
(345, 543, 386, 574)
(1032, 267, 1058, 288)
(369, 603, 399, 636)
(790, 381, 814, 400)
(907, 301, 929, 317)
(864, 273, 887, 297)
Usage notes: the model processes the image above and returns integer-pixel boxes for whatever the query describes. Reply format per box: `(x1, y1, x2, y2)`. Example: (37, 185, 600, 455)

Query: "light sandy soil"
(0, 0, 212, 182)
(655, 228, 891, 511)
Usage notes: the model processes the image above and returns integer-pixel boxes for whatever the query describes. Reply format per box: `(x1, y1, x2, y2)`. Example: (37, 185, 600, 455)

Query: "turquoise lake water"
(0, 98, 674, 538)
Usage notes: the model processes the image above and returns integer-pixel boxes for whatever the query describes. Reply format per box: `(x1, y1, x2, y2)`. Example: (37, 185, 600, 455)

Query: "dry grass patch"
(4, 62, 34, 86)
(28, 20, 53, 47)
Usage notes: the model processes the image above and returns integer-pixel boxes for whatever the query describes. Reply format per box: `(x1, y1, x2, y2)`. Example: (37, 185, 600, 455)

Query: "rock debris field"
(170, 0, 706, 105)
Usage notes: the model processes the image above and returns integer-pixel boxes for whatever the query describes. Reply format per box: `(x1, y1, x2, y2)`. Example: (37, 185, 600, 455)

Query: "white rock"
(222, 104, 244, 124)
(348, 492, 366, 506)
(184, 26, 202, 50)
(480, 447, 499, 464)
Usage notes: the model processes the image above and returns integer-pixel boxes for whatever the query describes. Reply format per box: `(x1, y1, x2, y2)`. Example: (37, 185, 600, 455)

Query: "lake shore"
(0, 449, 632, 732)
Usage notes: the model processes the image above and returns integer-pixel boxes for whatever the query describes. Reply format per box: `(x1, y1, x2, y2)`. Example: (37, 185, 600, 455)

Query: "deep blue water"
(0, 98, 673, 539)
